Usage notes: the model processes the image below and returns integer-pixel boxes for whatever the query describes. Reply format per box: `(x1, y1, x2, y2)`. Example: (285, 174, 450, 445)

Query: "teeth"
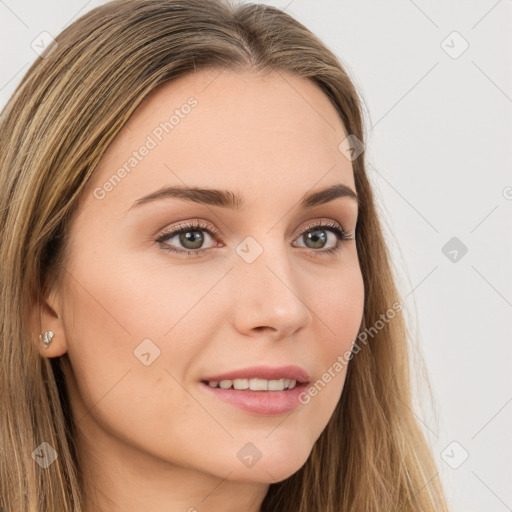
(233, 378, 249, 389)
(206, 378, 297, 391)
(250, 378, 268, 390)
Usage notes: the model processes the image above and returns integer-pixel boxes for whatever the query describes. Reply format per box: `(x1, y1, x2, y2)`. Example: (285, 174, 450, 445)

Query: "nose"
(230, 238, 313, 340)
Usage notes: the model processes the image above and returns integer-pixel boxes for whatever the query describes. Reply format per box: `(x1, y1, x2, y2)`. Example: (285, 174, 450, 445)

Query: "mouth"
(198, 378, 311, 416)
(197, 365, 312, 415)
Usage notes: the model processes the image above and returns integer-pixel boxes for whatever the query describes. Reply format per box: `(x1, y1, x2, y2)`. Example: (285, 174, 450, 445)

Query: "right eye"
(155, 219, 221, 256)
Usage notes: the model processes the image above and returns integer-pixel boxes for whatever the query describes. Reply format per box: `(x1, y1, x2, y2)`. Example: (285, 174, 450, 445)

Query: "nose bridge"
(230, 231, 312, 336)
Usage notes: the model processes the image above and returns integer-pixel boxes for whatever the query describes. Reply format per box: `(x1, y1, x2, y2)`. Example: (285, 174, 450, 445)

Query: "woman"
(0, 0, 450, 510)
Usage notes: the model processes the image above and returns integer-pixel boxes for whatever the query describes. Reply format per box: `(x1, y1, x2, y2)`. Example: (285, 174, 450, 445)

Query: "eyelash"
(155, 219, 354, 258)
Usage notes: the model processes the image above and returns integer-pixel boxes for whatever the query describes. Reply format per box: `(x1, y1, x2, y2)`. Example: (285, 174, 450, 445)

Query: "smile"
(204, 377, 297, 391)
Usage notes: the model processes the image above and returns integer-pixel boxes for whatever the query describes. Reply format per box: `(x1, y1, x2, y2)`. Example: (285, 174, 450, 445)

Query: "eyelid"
(156, 218, 220, 238)
(293, 218, 346, 238)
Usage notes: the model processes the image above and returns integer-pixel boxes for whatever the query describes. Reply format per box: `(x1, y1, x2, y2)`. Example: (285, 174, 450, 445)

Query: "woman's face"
(46, 69, 364, 485)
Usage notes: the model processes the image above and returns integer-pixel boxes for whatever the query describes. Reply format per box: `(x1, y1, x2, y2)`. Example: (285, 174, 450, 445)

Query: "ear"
(30, 287, 69, 358)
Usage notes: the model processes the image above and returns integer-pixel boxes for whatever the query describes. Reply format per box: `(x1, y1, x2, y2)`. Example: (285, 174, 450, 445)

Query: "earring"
(39, 330, 54, 349)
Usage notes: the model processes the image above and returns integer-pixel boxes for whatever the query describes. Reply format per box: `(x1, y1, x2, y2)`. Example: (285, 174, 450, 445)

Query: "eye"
(292, 220, 354, 256)
(155, 219, 220, 257)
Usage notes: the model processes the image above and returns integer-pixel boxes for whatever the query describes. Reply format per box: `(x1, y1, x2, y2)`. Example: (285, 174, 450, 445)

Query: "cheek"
(59, 258, 212, 464)
(300, 259, 364, 408)
(59, 250, 205, 418)
(313, 258, 365, 350)
(59, 245, 235, 423)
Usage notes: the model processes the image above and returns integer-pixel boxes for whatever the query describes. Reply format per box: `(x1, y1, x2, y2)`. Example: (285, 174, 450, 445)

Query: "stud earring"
(39, 330, 54, 349)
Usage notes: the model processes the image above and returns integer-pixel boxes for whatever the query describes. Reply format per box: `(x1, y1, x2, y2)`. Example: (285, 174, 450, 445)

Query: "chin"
(225, 443, 311, 484)
(226, 462, 305, 484)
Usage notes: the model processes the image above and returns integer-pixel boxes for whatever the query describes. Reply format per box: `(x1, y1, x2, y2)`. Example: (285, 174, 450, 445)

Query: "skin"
(33, 69, 365, 512)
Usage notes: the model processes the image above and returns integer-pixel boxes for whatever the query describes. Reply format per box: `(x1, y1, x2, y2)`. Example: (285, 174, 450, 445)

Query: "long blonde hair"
(0, 0, 449, 510)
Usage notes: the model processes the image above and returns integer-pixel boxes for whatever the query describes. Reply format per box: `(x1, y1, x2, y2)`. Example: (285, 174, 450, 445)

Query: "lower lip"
(199, 381, 308, 416)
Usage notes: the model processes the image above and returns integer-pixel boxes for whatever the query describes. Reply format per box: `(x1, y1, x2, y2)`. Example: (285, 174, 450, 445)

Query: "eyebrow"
(128, 183, 358, 211)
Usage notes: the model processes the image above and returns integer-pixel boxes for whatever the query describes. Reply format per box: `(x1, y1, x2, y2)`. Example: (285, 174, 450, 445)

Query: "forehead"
(83, 69, 355, 212)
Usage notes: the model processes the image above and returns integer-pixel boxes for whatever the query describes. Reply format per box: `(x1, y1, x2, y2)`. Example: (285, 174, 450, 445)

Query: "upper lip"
(201, 365, 311, 384)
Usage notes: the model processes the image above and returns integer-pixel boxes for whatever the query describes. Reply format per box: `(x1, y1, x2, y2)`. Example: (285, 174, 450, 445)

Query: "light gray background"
(1, 1, 511, 511)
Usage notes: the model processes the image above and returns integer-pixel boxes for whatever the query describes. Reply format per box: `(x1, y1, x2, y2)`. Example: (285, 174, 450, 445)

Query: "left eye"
(155, 220, 352, 256)
(293, 225, 343, 250)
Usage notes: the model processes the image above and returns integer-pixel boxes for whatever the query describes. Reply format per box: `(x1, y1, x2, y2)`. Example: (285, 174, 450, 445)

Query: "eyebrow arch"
(128, 183, 358, 211)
